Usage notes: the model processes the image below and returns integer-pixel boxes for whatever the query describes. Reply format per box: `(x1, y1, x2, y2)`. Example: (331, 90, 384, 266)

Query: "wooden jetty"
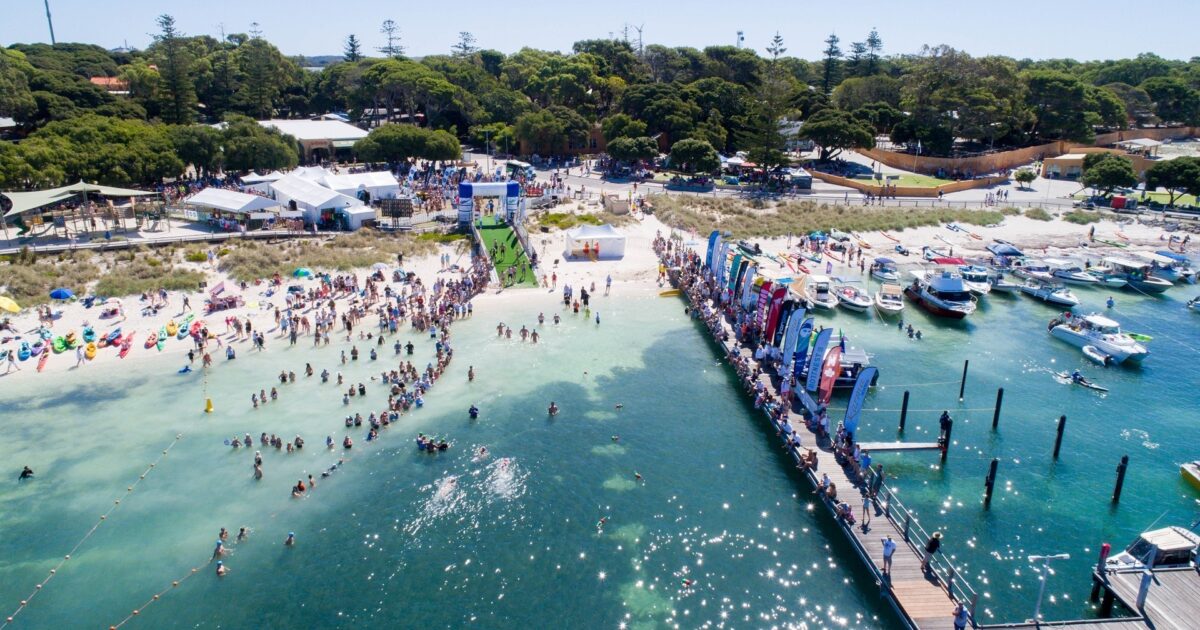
(671, 272, 979, 629)
(1091, 567, 1200, 630)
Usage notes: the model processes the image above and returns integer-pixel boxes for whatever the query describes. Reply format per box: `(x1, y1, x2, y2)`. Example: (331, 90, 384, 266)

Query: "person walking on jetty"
(921, 531, 943, 572)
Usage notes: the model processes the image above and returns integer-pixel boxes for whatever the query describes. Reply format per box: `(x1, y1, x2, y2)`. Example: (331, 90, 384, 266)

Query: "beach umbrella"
(0, 296, 20, 313)
(293, 268, 313, 278)
(49, 288, 74, 300)
(371, 262, 389, 272)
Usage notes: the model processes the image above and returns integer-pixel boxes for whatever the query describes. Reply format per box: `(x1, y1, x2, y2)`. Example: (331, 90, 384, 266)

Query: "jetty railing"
(869, 467, 983, 624)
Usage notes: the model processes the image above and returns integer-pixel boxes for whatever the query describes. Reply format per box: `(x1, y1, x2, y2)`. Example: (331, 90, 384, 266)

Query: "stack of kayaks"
(85, 342, 97, 360)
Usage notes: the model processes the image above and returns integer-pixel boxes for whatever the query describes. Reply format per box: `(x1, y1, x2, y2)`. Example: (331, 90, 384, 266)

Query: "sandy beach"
(0, 210, 1187, 383)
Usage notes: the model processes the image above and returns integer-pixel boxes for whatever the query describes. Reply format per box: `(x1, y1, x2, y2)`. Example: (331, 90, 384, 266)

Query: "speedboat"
(870, 258, 900, 283)
(1188, 295, 1199, 311)
(958, 265, 993, 296)
(1045, 258, 1100, 286)
(1181, 461, 1200, 492)
(989, 276, 1021, 294)
(874, 283, 905, 316)
(1047, 313, 1149, 364)
(1103, 257, 1173, 293)
(805, 275, 840, 310)
(904, 270, 976, 319)
(1134, 250, 1196, 284)
(1105, 526, 1200, 571)
(834, 284, 871, 312)
(1011, 258, 1054, 282)
(1085, 266, 1128, 289)
(1019, 281, 1079, 307)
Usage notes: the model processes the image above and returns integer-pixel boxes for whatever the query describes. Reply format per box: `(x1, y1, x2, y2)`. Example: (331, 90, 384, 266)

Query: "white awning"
(270, 175, 357, 209)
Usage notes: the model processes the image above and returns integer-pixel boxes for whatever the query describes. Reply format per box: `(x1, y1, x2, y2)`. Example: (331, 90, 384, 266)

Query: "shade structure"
(563, 224, 627, 259)
(0, 295, 20, 312)
(293, 268, 313, 277)
(183, 188, 281, 215)
(2, 181, 158, 218)
(49, 288, 74, 300)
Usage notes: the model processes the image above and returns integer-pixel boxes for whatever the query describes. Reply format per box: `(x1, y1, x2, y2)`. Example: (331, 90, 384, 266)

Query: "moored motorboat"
(1048, 313, 1149, 364)
(1133, 250, 1195, 284)
(1105, 526, 1200, 570)
(1019, 281, 1079, 307)
(1181, 461, 1200, 492)
(1103, 257, 1173, 293)
(903, 270, 976, 319)
(874, 283, 905, 315)
(1011, 258, 1055, 282)
(834, 284, 871, 312)
(1045, 258, 1100, 286)
(870, 257, 900, 283)
(989, 276, 1020, 294)
(805, 275, 840, 310)
(1154, 250, 1196, 284)
(958, 265, 993, 296)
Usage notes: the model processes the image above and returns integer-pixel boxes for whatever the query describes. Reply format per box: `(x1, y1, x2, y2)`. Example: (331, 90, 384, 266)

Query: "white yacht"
(1044, 258, 1100, 286)
(1011, 258, 1055, 282)
(834, 284, 871, 312)
(870, 258, 900, 283)
(874, 283, 905, 315)
(904, 270, 977, 319)
(1103, 257, 1173, 293)
(958, 265, 993, 296)
(805, 275, 839, 310)
(1020, 281, 1080, 307)
(1047, 313, 1149, 364)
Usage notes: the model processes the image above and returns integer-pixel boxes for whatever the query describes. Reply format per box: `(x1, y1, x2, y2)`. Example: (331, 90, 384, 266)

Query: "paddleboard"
(37, 351, 49, 372)
(119, 335, 134, 358)
(880, 231, 899, 242)
(1055, 371, 1109, 392)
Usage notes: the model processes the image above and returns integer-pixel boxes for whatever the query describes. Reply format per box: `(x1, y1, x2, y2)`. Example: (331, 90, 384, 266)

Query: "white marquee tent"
(184, 188, 281, 215)
(564, 224, 626, 259)
(269, 174, 361, 226)
(321, 171, 401, 201)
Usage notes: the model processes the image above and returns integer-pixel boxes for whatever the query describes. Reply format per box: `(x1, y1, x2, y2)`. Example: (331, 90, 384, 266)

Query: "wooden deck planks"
(1104, 568, 1200, 630)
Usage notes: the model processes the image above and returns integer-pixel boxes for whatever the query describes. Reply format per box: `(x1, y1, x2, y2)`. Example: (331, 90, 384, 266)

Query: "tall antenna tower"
(44, 0, 56, 44)
(736, 30, 744, 48)
(633, 24, 644, 57)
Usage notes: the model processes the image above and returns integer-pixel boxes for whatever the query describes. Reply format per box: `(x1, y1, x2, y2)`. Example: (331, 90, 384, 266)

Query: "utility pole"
(1028, 554, 1070, 623)
(736, 30, 744, 48)
(633, 24, 644, 58)
(44, 0, 56, 44)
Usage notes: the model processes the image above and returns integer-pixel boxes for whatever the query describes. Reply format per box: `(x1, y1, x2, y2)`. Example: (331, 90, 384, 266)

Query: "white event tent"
(564, 224, 626, 259)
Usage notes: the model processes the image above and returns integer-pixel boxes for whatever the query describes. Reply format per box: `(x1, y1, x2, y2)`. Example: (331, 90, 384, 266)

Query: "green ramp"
(477, 216, 539, 287)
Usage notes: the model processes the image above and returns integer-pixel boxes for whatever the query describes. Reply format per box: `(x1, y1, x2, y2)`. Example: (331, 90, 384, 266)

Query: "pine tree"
(344, 34, 363, 62)
(378, 20, 405, 58)
(821, 33, 842, 95)
(153, 14, 197, 124)
(240, 23, 277, 119)
(740, 33, 792, 182)
(865, 28, 883, 75)
(847, 42, 867, 77)
(451, 32, 478, 57)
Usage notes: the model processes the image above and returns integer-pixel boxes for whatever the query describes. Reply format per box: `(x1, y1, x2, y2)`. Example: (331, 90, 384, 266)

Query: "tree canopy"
(1081, 152, 1137, 196)
(1145, 156, 1200, 206)
(669, 138, 720, 174)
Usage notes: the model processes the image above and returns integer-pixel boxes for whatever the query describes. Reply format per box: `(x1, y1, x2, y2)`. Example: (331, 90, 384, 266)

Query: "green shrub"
(1024, 208, 1053, 221)
(1062, 210, 1103, 224)
(1000, 207, 1022, 216)
(417, 232, 469, 244)
(184, 250, 208, 263)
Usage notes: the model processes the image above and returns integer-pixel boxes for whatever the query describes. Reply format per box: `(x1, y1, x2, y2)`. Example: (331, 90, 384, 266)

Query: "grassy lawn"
(880, 174, 953, 187)
(477, 217, 538, 288)
(1072, 191, 1198, 206)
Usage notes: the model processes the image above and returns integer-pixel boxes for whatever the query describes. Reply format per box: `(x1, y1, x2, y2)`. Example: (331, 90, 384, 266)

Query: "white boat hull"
(1050, 325, 1149, 364)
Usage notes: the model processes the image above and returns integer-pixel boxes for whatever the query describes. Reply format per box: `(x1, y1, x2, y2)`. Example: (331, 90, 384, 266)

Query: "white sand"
(0, 211, 1184, 383)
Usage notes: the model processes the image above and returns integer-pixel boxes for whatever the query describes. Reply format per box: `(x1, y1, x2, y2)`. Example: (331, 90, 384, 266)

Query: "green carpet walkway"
(476, 216, 539, 287)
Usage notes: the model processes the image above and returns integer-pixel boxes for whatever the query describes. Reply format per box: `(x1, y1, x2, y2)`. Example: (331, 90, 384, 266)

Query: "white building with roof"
(258, 119, 369, 162)
(321, 171, 401, 202)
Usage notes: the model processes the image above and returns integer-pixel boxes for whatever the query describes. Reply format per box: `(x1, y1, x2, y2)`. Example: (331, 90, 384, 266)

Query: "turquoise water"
(0, 290, 894, 629)
(812, 278, 1199, 623)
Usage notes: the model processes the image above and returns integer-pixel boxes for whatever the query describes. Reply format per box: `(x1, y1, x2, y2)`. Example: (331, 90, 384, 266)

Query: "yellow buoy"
(205, 398, 214, 413)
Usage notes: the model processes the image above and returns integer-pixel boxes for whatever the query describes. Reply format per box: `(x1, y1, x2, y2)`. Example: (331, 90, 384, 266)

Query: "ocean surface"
(0, 277, 1196, 628)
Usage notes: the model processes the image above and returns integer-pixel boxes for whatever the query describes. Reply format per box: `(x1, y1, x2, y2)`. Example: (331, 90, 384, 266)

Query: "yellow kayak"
(659, 289, 681, 297)
(165, 320, 179, 337)
(85, 342, 97, 360)
(1182, 462, 1200, 493)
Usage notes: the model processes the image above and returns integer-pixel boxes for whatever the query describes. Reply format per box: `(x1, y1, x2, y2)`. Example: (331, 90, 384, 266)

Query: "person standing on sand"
(75, 344, 85, 367)
(7, 349, 21, 372)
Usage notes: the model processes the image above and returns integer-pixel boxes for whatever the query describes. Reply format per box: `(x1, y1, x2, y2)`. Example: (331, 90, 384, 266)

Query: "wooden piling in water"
(991, 387, 1004, 430)
(1053, 415, 1067, 459)
(898, 390, 909, 431)
(984, 458, 998, 508)
(940, 419, 953, 461)
(958, 359, 969, 402)
(1112, 455, 1129, 503)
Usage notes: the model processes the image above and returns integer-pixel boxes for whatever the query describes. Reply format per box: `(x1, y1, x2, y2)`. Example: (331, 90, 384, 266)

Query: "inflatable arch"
(458, 181, 524, 226)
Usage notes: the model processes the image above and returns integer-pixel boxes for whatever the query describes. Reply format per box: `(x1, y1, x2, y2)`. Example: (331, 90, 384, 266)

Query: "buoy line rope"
(108, 558, 213, 629)
(1, 434, 184, 629)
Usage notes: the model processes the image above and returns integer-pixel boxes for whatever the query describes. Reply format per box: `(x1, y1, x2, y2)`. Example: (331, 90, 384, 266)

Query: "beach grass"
(648, 195, 1006, 238)
(1061, 210, 1105, 224)
(0, 250, 101, 305)
(94, 257, 205, 297)
(219, 230, 434, 282)
(1024, 208, 1054, 221)
(534, 211, 636, 231)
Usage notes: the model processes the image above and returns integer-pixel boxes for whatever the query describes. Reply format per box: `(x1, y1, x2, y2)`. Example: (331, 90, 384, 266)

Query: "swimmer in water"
(615, 403, 623, 409)
(597, 517, 608, 530)
(19, 465, 34, 480)
(635, 472, 643, 482)
(611, 435, 620, 442)
(216, 560, 228, 576)
(548, 401, 559, 416)
(237, 527, 248, 542)
(284, 532, 295, 546)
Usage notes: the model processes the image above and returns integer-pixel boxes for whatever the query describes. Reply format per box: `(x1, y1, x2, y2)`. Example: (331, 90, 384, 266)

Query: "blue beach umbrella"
(49, 288, 74, 300)
(293, 268, 313, 278)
